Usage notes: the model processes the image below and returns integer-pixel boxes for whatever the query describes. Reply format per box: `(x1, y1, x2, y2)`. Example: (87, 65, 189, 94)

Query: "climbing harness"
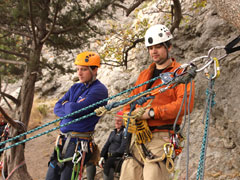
(53, 132, 94, 180)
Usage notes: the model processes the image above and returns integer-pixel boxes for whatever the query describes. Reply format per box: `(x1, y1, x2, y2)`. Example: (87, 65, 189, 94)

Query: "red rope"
(5, 160, 25, 180)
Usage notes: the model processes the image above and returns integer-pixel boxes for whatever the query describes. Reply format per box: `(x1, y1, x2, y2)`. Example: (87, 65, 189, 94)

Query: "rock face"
(93, 2, 240, 180)
(2, 1, 240, 180)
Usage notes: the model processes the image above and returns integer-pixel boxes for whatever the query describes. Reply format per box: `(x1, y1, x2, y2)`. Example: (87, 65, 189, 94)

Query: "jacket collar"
(148, 58, 176, 73)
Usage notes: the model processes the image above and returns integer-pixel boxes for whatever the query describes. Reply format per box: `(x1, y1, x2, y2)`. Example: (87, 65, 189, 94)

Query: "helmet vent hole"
(148, 37, 153, 44)
(159, 33, 163, 37)
(85, 58, 89, 62)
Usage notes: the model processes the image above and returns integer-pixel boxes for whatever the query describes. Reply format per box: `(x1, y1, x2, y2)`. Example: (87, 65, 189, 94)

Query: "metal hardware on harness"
(164, 143, 174, 159)
(81, 141, 88, 152)
(72, 150, 82, 164)
(170, 134, 183, 157)
(159, 72, 174, 84)
(204, 57, 220, 80)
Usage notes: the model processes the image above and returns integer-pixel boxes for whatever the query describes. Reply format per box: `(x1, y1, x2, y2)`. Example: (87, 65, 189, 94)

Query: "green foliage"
(0, 0, 127, 71)
(99, 18, 150, 67)
(37, 104, 49, 117)
(189, 0, 207, 13)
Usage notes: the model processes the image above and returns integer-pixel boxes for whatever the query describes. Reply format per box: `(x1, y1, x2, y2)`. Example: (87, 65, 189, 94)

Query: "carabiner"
(212, 57, 220, 79)
(163, 143, 174, 158)
(72, 150, 82, 164)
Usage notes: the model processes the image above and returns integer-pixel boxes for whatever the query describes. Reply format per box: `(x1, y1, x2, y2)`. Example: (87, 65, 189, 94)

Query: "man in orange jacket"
(119, 24, 195, 180)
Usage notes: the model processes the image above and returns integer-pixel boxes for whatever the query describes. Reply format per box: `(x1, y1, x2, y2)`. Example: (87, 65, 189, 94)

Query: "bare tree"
(0, 0, 130, 179)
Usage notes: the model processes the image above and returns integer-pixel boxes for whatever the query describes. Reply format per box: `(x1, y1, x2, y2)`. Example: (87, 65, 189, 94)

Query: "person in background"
(99, 111, 127, 180)
(46, 51, 108, 180)
(119, 24, 195, 180)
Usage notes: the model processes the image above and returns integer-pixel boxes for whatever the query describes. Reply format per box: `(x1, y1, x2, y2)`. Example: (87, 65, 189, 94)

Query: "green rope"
(196, 78, 215, 180)
(0, 73, 172, 152)
(0, 74, 166, 148)
(56, 146, 73, 163)
(71, 159, 81, 180)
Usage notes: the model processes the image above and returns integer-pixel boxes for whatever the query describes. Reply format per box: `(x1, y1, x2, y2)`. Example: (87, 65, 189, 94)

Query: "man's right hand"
(98, 157, 105, 168)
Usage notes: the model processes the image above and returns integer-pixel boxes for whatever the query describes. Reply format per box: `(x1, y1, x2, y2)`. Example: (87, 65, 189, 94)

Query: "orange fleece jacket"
(123, 59, 195, 130)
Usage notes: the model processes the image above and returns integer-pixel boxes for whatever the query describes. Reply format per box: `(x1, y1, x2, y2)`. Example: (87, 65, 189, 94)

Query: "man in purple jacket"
(46, 51, 108, 180)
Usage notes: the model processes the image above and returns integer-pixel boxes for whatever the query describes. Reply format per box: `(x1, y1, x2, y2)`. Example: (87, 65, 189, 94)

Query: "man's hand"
(98, 157, 105, 168)
(132, 108, 150, 120)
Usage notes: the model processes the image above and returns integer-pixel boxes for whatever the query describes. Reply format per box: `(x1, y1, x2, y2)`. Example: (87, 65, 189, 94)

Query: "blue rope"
(0, 73, 173, 152)
(0, 73, 167, 148)
(196, 79, 215, 180)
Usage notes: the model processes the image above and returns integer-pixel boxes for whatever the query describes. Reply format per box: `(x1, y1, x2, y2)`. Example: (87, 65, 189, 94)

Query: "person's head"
(144, 24, 173, 66)
(74, 51, 101, 84)
(115, 111, 123, 130)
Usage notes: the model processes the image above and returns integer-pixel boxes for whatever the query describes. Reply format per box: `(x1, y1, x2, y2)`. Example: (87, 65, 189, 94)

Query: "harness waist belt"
(60, 132, 94, 157)
(61, 131, 93, 138)
(149, 124, 180, 132)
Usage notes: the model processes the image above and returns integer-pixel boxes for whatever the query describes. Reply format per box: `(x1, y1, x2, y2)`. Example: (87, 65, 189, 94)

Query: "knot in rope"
(133, 107, 146, 119)
(94, 106, 108, 117)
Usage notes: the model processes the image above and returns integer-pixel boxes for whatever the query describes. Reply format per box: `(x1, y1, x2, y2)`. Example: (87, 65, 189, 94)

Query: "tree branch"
(0, 26, 32, 38)
(126, 0, 146, 16)
(41, 0, 60, 43)
(0, 106, 19, 129)
(28, 0, 37, 47)
(0, 92, 20, 106)
(0, 58, 26, 65)
(170, 0, 182, 33)
(101, 62, 123, 67)
(123, 37, 144, 68)
(0, 49, 29, 60)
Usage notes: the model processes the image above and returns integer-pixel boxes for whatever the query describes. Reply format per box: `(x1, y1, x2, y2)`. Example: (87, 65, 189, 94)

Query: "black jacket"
(100, 126, 128, 159)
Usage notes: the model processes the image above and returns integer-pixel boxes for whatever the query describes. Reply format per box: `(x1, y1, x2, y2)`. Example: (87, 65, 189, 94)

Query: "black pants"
(103, 156, 122, 176)
(45, 141, 92, 180)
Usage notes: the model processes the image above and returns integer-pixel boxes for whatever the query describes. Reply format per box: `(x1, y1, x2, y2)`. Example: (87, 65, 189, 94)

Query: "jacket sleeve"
(100, 131, 113, 159)
(154, 81, 195, 121)
(54, 89, 72, 117)
(62, 85, 108, 118)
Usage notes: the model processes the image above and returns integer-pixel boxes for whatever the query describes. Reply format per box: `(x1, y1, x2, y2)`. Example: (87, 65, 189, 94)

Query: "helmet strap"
(163, 42, 171, 60)
(87, 67, 97, 86)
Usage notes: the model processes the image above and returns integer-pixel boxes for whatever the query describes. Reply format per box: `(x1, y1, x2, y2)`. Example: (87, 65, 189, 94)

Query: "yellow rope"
(134, 141, 175, 173)
(94, 91, 152, 117)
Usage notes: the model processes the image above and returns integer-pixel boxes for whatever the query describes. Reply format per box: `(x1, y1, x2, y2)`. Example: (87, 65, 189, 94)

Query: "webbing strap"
(224, 35, 240, 54)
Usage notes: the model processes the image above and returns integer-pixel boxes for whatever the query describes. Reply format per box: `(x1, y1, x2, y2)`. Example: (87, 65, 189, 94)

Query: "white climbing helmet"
(144, 24, 173, 47)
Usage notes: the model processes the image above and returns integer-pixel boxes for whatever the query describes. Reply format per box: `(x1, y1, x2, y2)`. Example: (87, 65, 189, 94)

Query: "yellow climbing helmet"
(74, 51, 101, 67)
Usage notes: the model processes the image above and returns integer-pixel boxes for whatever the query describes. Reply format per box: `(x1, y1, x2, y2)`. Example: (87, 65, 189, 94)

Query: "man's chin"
(154, 59, 167, 65)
